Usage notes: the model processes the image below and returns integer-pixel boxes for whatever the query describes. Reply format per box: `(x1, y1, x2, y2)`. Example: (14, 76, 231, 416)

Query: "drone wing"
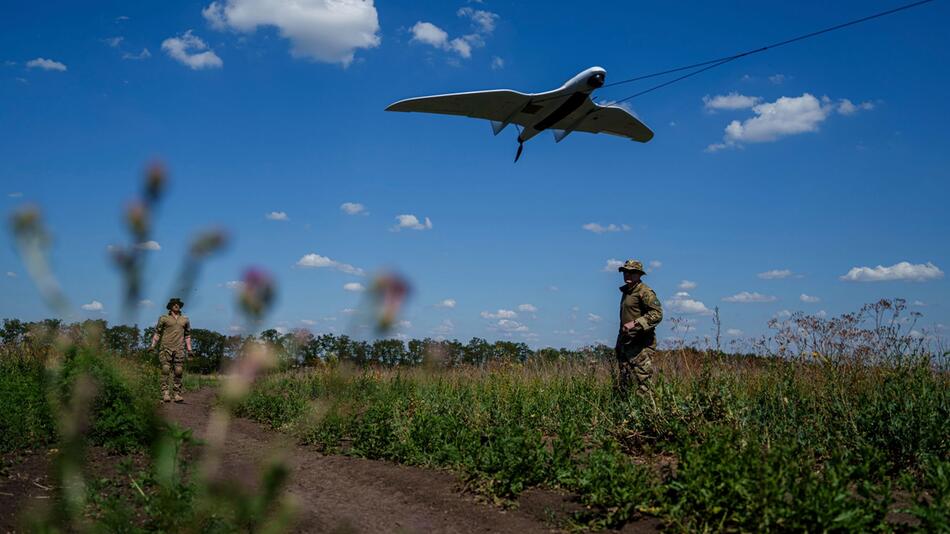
(385, 90, 533, 123)
(573, 104, 654, 143)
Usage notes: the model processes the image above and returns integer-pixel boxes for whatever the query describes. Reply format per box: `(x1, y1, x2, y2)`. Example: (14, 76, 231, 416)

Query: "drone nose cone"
(588, 72, 605, 88)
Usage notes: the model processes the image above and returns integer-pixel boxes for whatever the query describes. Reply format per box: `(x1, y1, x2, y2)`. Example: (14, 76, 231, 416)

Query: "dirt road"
(162, 388, 573, 533)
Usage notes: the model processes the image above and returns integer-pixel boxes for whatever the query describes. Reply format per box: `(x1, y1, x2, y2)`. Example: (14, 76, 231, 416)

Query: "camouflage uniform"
(155, 311, 190, 399)
(615, 260, 663, 394)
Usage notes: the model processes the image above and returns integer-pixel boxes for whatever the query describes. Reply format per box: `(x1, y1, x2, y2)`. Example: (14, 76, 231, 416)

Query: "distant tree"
(105, 324, 141, 356)
(1, 318, 28, 345)
(372, 338, 408, 366)
(188, 328, 226, 373)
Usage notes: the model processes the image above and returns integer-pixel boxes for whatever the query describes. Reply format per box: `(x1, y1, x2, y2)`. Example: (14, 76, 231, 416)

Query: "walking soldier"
(150, 297, 191, 403)
(615, 260, 663, 395)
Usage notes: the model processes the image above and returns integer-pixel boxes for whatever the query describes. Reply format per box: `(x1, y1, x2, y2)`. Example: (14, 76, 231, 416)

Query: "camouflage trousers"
(615, 338, 655, 395)
(159, 348, 185, 397)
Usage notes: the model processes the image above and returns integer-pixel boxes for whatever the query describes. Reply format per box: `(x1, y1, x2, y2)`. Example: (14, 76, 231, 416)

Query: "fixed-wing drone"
(385, 67, 653, 162)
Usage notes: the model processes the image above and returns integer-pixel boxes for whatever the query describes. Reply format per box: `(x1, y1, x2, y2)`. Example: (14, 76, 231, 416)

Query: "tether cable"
(600, 0, 935, 104)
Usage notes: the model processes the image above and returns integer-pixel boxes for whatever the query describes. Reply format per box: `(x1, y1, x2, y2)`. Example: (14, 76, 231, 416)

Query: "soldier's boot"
(174, 393, 184, 403)
(173, 361, 184, 403)
(162, 390, 171, 403)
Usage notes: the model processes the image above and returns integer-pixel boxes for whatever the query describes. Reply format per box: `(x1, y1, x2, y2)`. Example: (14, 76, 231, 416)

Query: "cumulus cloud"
(800, 293, 821, 303)
(410, 6, 498, 60)
(603, 258, 623, 272)
(26, 58, 67, 71)
(840, 261, 943, 282)
(203, 0, 380, 66)
(667, 292, 713, 315)
(295, 253, 365, 276)
(8, 192, 23, 198)
(135, 240, 161, 251)
(433, 319, 455, 336)
(703, 92, 761, 111)
(224, 280, 245, 290)
(103, 36, 124, 48)
(122, 48, 152, 60)
(496, 319, 528, 332)
(679, 280, 697, 290)
(758, 269, 793, 280)
(343, 282, 365, 292)
(265, 211, 289, 221)
(6, 271, 16, 278)
(648, 260, 662, 271)
(837, 98, 874, 115)
(768, 74, 787, 85)
(723, 291, 777, 303)
(81, 300, 104, 312)
(139, 299, 154, 308)
(481, 309, 517, 320)
(300, 319, 317, 326)
(706, 93, 874, 152)
(162, 30, 222, 69)
(340, 202, 367, 215)
(392, 214, 432, 231)
(434, 298, 456, 309)
(587, 313, 602, 323)
(491, 56, 504, 70)
(726, 328, 743, 337)
(582, 222, 631, 233)
(518, 304, 538, 313)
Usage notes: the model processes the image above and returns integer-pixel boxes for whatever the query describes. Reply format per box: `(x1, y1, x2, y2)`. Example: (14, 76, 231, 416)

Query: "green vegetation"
(237, 352, 948, 531)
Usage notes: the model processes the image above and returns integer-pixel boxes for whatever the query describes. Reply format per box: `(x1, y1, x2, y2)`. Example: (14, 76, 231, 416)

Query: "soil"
(1, 388, 663, 533)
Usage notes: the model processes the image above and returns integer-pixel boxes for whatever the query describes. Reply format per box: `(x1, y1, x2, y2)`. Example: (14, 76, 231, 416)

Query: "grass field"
(236, 352, 949, 531)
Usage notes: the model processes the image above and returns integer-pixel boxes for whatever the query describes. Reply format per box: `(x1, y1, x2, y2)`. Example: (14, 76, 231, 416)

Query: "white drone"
(385, 67, 653, 162)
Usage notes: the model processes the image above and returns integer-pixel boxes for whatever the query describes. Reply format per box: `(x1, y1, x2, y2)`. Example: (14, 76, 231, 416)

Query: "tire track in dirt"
(162, 388, 567, 533)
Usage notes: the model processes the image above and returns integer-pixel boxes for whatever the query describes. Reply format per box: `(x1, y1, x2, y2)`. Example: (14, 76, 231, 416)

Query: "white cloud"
(139, 299, 153, 308)
(603, 258, 623, 272)
(343, 282, 365, 292)
(300, 319, 317, 326)
(726, 328, 743, 336)
(433, 319, 455, 335)
(265, 211, 289, 221)
(122, 48, 152, 60)
(800, 293, 821, 303)
(706, 93, 873, 152)
(340, 202, 367, 215)
(768, 74, 787, 85)
(103, 36, 124, 48)
(723, 291, 777, 303)
(648, 260, 662, 271)
(162, 30, 222, 69)
(678, 280, 697, 290)
(774, 309, 793, 319)
(224, 280, 245, 290)
(26, 58, 67, 71)
(517, 304, 538, 313)
(913, 300, 926, 307)
(8, 192, 23, 198)
(435, 298, 456, 309)
(81, 300, 104, 312)
(481, 309, 517, 320)
(203, 0, 380, 66)
(496, 319, 528, 332)
(840, 261, 944, 282)
(410, 7, 497, 60)
(587, 313, 602, 323)
(490, 56, 504, 70)
(837, 98, 874, 116)
(758, 269, 793, 280)
(457, 7, 498, 33)
(392, 214, 432, 231)
(6, 271, 17, 278)
(135, 240, 161, 251)
(341, 307, 356, 315)
(668, 292, 713, 315)
(582, 222, 630, 234)
(703, 92, 761, 111)
(295, 253, 365, 276)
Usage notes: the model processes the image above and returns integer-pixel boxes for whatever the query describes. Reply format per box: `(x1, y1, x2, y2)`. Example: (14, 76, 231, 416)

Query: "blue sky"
(2, 0, 948, 348)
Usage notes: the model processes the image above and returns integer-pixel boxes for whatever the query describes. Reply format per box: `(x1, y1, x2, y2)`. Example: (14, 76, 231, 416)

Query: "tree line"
(0, 318, 615, 373)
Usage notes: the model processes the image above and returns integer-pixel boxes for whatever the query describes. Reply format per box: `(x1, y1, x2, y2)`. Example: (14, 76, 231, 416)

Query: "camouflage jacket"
(618, 281, 663, 348)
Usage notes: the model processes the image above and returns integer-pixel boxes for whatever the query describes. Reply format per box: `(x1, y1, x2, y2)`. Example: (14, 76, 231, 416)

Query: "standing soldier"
(150, 297, 191, 403)
(615, 260, 663, 395)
